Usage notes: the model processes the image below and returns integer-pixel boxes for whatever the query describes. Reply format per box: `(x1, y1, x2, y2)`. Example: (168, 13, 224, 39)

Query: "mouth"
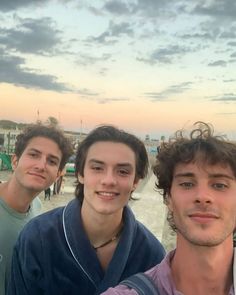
(28, 172, 46, 180)
(96, 191, 119, 200)
(188, 212, 219, 223)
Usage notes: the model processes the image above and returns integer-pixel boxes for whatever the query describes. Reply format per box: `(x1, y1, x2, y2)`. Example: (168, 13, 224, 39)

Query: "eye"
(28, 152, 38, 158)
(118, 169, 130, 176)
(179, 182, 194, 189)
(212, 183, 228, 190)
(91, 165, 103, 171)
(48, 159, 58, 166)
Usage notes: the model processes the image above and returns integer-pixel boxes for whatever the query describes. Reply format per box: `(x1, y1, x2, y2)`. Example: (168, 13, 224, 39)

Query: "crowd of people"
(0, 121, 235, 295)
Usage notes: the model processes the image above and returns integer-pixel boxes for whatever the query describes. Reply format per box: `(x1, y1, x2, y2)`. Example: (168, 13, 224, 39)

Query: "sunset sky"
(0, 0, 236, 139)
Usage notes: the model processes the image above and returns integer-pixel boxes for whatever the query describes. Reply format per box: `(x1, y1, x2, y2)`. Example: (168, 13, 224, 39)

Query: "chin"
(97, 206, 120, 216)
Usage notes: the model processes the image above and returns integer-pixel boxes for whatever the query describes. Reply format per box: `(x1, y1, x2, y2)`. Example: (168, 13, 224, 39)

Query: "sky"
(0, 0, 236, 139)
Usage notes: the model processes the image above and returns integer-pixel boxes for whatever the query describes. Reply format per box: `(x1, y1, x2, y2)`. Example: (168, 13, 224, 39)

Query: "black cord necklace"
(93, 227, 123, 251)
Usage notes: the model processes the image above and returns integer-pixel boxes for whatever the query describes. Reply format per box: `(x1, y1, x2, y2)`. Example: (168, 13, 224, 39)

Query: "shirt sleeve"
(101, 285, 138, 295)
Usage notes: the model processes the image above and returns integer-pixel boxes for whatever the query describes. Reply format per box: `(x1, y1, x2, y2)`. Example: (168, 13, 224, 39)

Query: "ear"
(57, 170, 62, 179)
(132, 178, 140, 191)
(11, 154, 19, 171)
(77, 174, 84, 184)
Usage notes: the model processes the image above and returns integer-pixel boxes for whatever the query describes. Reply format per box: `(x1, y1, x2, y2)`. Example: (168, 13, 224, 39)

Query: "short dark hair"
(15, 124, 73, 171)
(153, 121, 236, 231)
(75, 125, 149, 202)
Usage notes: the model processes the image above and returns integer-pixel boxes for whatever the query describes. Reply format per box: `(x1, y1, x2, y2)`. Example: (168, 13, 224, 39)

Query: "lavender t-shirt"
(102, 250, 235, 295)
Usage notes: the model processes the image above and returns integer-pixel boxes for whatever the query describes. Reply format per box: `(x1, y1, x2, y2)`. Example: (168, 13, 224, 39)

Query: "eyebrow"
(174, 172, 235, 180)
(88, 159, 134, 168)
(174, 172, 194, 178)
(27, 148, 61, 162)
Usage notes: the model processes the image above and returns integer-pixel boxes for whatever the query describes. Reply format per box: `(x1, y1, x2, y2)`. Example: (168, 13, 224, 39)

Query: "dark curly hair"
(153, 121, 236, 231)
(15, 123, 73, 171)
(75, 125, 149, 202)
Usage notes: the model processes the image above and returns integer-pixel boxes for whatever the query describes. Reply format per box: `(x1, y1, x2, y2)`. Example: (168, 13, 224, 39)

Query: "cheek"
(122, 179, 136, 192)
(49, 167, 60, 179)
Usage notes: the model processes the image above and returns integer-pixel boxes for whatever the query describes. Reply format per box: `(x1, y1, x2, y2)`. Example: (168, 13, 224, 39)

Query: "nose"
(101, 170, 117, 186)
(35, 156, 47, 170)
(194, 185, 213, 204)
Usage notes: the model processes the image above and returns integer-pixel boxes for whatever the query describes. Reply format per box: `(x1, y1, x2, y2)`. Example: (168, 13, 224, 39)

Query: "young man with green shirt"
(0, 124, 72, 295)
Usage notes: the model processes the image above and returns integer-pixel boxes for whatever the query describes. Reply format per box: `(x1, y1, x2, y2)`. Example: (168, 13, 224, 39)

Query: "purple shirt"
(102, 250, 235, 295)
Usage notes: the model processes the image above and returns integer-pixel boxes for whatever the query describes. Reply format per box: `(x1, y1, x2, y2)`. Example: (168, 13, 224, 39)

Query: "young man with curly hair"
(104, 122, 236, 295)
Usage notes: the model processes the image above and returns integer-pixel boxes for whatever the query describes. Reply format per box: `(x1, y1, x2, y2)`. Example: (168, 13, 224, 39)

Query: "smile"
(28, 172, 46, 179)
(96, 191, 119, 198)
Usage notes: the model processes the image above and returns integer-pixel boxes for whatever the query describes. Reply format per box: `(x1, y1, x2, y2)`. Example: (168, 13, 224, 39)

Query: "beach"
(0, 170, 176, 251)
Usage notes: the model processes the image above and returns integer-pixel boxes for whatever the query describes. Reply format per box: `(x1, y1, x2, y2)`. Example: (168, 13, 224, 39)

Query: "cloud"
(77, 88, 99, 96)
(137, 45, 192, 64)
(0, 0, 48, 11)
(76, 53, 112, 66)
(81, 96, 129, 104)
(98, 98, 130, 104)
(0, 51, 73, 92)
(181, 32, 216, 41)
(0, 17, 62, 55)
(103, 0, 131, 15)
(131, 0, 177, 17)
(90, 0, 168, 17)
(86, 20, 134, 44)
(192, 0, 236, 20)
(208, 60, 227, 67)
(219, 27, 236, 39)
(223, 79, 236, 82)
(211, 93, 236, 102)
(144, 82, 193, 101)
(228, 41, 236, 47)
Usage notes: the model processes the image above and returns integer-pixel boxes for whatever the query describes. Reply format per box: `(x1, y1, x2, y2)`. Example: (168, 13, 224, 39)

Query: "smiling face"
(12, 136, 62, 194)
(78, 141, 139, 218)
(168, 161, 236, 247)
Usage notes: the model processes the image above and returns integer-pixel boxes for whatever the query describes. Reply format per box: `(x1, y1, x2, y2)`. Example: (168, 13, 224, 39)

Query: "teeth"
(98, 192, 116, 197)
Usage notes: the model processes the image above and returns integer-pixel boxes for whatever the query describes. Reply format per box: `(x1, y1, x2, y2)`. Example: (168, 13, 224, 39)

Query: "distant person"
(0, 124, 73, 295)
(52, 168, 66, 195)
(8, 125, 165, 295)
(103, 122, 236, 295)
(44, 187, 51, 201)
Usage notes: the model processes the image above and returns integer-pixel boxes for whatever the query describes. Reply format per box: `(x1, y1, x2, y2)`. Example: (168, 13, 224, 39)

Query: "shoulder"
(136, 221, 165, 250)
(101, 285, 137, 295)
(123, 206, 165, 257)
(19, 205, 65, 239)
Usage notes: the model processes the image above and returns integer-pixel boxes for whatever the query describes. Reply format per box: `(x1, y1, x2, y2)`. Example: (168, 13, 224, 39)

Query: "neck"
(171, 237, 234, 295)
(0, 177, 37, 213)
(81, 202, 124, 248)
(93, 222, 123, 250)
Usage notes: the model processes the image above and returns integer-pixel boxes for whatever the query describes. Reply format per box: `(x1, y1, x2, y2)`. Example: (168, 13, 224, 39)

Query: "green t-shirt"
(0, 197, 41, 295)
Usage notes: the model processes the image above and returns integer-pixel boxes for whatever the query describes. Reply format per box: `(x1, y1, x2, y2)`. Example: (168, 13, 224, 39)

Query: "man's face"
(12, 136, 62, 194)
(168, 161, 236, 247)
(78, 141, 139, 217)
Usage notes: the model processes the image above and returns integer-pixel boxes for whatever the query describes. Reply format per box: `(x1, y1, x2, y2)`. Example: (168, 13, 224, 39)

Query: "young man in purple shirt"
(103, 121, 236, 295)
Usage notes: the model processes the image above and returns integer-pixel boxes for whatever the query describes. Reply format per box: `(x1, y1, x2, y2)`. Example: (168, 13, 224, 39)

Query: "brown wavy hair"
(153, 121, 236, 231)
(15, 123, 73, 171)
